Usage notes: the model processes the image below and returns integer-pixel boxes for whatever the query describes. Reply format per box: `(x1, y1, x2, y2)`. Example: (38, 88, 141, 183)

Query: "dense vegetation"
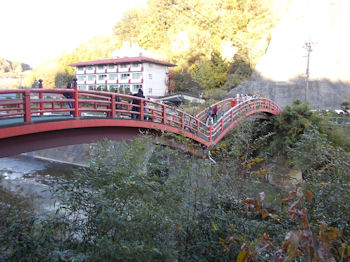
(23, 0, 285, 91)
(1, 102, 349, 261)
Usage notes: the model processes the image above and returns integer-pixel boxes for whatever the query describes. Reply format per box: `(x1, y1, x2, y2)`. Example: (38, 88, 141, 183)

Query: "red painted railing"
(0, 89, 281, 146)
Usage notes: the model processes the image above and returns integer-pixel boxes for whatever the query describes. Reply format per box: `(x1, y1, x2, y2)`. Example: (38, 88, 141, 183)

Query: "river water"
(0, 155, 77, 214)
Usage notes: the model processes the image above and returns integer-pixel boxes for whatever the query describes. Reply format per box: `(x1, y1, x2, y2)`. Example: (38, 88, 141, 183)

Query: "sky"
(0, 0, 147, 68)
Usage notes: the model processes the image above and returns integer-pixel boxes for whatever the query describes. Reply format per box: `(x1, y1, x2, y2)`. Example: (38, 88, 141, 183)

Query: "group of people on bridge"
(205, 105, 218, 125)
(60, 79, 263, 130)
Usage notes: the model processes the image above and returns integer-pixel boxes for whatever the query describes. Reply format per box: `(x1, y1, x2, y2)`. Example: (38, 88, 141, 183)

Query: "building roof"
(69, 56, 176, 67)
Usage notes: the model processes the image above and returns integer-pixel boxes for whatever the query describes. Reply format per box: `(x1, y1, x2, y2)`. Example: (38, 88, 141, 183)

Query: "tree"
(190, 52, 229, 89)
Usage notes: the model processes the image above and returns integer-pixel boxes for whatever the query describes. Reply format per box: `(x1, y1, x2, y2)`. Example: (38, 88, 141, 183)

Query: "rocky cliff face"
(231, 0, 350, 109)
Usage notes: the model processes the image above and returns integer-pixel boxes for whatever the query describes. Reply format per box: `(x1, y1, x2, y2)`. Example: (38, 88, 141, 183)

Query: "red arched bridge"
(0, 88, 281, 157)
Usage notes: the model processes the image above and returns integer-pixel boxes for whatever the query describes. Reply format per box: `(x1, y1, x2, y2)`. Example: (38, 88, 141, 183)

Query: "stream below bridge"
(0, 155, 77, 214)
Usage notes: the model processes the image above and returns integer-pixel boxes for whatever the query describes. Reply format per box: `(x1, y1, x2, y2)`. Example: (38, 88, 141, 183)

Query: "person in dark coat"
(131, 89, 145, 119)
(212, 105, 218, 122)
(63, 83, 74, 116)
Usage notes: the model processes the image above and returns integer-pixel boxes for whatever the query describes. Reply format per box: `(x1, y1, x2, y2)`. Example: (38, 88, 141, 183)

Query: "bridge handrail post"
(140, 98, 144, 120)
(196, 119, 200, 135)
(181, 112, 185, 129)
(73, 86, 79, 117)
(38, 79, 44, 116)
(162, 104, 166, 124)
(39, 91, 44, 116)
(220, 118, 223, 131)
(230, 109, 233, 122)
(111, 94, 116, 118)
(24, 90, 32, 122)
(209, 125, 212, 141)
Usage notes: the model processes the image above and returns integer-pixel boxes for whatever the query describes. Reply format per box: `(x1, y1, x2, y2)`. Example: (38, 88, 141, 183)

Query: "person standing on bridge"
(131, 89, 145, 119)
(63, 83, 74, 116)
(212, 105, 218, 122)
(206, 106, 213, 125)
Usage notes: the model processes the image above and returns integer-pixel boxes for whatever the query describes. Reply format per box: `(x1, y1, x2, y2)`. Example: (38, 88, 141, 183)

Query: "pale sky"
(0, 0, 147, 68)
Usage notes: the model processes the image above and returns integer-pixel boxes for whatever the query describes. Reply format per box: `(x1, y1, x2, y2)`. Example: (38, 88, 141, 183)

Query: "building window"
(119, 64, 128, 68)
(108, 85, 117, 92)
(132, 84, 142, 93)
(119, 84, 130, 94)
(88, 75, 96, 81)
(87, 66, 94, 70)
(148, 74, 152, 79)
(88, 85, 96, 90)
(98, 74, 107, 80)
(97, 65, 105, 70)
(149, 88, 152, 94)
(132, 73, 142, 79)
(131, 63, 140, 68)
(109, 74, 118, 80)
(121, 73, 130, 80)
(108, 64, 115, 69)
(77, 75, 86, 81)
(77, 67, 84, 71)
(96, 85, 108, 91)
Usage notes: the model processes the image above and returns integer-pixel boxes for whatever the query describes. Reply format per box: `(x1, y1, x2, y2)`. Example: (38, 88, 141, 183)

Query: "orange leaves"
(244, 193, 269, 220)
(242, 158, 265, 169)
(281, 191, 297, 204)
(244, 198, 261, 212)
(261, 209, 268, 219)
(278, 187, 349, 261)
(303, 189, 313, 201)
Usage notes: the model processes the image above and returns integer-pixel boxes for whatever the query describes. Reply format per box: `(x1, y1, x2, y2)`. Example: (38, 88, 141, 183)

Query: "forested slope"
(28, 0, 284, 90)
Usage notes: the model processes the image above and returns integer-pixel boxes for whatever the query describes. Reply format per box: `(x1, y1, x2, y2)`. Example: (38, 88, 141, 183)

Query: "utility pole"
(303, 41, 313, 102)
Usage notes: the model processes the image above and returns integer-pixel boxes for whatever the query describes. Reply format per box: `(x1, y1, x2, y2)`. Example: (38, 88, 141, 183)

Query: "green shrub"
(341, 101, 350, 110)
(326, 126, 350, 151)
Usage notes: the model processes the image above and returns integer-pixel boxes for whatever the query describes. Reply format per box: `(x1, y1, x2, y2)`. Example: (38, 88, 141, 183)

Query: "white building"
(69, 56, 176, 97)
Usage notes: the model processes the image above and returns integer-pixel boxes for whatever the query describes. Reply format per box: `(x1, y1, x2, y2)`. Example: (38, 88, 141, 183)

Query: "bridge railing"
(0, 89, 210, 139)
(209, 97, 281, 140)
(196, 97, 235, 122)
(0, 89, 280, 143)
(76, 90, 209, 138)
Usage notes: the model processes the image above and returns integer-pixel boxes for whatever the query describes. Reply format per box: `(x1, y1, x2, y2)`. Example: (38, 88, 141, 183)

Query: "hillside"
(29, 0, 281, 89)
(0, 58, 32, 89)
(0, 58, 31, 76)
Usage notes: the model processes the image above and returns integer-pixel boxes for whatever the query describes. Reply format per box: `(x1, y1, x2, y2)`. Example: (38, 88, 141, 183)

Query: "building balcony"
(107, 67, 119, 73)
(130, 78, 142, 84)
(86, 69, 96, 74)
(119, 78, 130, 84)
(96, 68, 107, 73)
(86, 80, 96, 84)
(129, 66, 142, 72)
(96, 79, 108, 84)
(118, 67, 130, 72)
(107, 79, 119, 84)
